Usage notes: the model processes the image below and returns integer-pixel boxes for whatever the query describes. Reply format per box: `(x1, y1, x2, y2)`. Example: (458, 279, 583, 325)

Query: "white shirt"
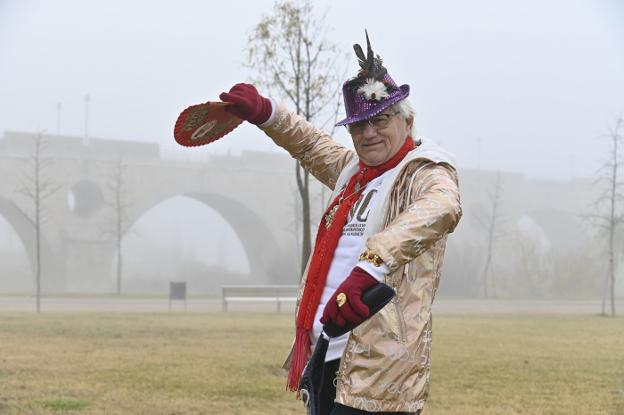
(310, 170, 391, 362)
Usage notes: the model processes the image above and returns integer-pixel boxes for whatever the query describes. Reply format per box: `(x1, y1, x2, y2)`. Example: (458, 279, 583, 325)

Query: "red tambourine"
(174, 101, 244, 147)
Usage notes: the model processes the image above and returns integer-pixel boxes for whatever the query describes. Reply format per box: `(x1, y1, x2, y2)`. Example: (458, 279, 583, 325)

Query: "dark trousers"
(320, 359, 419, 415)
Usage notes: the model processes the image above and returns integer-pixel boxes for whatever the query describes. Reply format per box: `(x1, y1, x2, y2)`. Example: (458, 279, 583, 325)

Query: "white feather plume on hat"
(358, 78, 389, 101)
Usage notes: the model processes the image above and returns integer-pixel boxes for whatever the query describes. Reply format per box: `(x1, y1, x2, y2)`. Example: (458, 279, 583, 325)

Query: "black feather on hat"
(347, 30, 396, 100)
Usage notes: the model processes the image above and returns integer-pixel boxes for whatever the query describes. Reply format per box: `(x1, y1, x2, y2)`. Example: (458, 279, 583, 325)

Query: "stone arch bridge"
(0, 131, 307, 292)
(0, 131, 596, 293)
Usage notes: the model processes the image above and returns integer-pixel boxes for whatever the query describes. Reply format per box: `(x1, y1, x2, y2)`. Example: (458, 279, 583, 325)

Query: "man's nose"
(362, 122, 377, 138)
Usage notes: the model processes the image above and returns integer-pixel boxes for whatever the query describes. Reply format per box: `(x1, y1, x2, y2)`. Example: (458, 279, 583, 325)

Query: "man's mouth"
(363, 140, 383, 148)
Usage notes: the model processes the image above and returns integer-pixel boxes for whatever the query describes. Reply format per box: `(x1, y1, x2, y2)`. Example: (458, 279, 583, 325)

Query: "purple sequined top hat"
(336, 30, 410, 127)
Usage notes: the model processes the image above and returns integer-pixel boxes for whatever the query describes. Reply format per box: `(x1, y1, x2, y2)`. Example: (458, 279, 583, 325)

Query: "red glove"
(219, 83, 272, 125)
(320, 267, 378, 328)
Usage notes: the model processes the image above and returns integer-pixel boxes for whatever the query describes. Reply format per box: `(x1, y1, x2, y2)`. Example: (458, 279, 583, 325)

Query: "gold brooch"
(336, 293, 347, 308)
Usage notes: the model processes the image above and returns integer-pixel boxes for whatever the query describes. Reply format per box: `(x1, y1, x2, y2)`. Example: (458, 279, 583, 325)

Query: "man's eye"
(372, 117, 386, 124)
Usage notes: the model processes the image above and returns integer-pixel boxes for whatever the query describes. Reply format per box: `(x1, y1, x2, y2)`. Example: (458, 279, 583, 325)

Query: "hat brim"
(335, 84, 410, 127)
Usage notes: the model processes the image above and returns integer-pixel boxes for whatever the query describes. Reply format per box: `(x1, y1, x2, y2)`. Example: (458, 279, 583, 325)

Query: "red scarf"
(287, 137, 415, 392)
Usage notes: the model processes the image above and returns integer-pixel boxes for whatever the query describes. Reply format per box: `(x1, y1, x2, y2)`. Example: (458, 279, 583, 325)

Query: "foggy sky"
(1, 0, 623, 181)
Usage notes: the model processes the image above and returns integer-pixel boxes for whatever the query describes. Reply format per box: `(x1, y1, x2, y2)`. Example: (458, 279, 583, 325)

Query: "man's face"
(348, 109, 413, 166)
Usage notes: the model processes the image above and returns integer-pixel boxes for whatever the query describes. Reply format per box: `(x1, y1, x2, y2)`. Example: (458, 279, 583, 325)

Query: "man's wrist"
(258, 98, 277, 128)
(356, 261, 389, 281)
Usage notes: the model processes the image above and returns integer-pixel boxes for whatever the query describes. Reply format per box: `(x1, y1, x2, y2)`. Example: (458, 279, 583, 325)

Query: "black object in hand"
(298, 282, 396, 415)
(323, 282, 396, 338)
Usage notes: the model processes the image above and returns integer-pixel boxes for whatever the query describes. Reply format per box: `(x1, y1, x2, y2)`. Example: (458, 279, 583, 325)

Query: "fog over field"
(0, 0, 623, 304)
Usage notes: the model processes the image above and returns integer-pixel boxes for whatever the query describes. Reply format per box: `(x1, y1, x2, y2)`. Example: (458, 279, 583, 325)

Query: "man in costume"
(220, 32, 462, 415)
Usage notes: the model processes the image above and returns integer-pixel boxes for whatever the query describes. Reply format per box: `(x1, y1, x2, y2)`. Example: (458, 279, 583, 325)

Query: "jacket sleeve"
(366, 162, 462, 272)
(259, 103, 356, 190)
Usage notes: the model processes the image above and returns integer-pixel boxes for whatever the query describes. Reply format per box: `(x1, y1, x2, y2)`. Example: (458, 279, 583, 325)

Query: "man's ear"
(406, 116, 414, 132)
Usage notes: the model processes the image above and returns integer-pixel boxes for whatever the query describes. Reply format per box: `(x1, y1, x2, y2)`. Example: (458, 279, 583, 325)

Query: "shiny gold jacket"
(261, 104, 462, 413)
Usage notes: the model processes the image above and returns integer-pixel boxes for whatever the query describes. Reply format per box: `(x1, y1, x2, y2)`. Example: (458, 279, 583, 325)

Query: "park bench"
(221, 285, 298, 312)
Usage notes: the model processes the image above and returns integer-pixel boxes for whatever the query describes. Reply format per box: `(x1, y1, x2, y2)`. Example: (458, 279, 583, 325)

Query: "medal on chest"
(324, 205, 339, 229)
(324, 182, 361, 229)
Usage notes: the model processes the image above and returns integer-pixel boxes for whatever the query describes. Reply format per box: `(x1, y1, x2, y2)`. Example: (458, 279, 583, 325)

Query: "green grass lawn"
(0, 312, 622, 414)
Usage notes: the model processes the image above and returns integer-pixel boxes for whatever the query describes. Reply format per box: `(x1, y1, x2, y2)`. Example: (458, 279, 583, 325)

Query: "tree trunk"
(480, 254, 491, 298)
(299, 166, 312, 276)
(610, 258, 616, 316)
(117, 236, 123, 296)
(35, 199, 41, 313)
(35, 137, 41, 314)
(480, 172, 501, 298)
(604, 251, 613, 316)
(601, 272, 608, 316)
(115, 160, 124, 296)
(607, 130, 618, 317)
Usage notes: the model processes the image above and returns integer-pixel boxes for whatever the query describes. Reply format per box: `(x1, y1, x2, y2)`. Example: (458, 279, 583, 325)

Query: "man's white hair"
(389, 99, 416, 135)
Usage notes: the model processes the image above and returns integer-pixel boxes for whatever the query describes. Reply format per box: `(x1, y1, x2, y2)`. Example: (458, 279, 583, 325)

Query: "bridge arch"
(125, 191, 285, 286)
(526, 208, 589, 253)
(0, 196, 60, 290)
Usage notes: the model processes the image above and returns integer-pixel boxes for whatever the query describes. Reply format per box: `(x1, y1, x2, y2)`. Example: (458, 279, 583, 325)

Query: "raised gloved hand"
(219, 83, 272, 125)
(320, 267, 378, 328)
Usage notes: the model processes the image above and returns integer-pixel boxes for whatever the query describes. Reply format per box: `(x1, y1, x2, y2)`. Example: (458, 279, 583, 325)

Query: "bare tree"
(585, 117, 624, 316)
(245, 0, 346, 276)
(509, 225, 552, 297)
(103, 157, 132, 295)
(15, 131, 60, 313)
(474, 171, 503, 297)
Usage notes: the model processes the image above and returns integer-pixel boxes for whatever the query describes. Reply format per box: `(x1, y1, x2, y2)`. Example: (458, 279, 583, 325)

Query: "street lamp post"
(476, 136, 482, 170)
(56, 102, 62, 135)
(84, 94, 90, 143)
